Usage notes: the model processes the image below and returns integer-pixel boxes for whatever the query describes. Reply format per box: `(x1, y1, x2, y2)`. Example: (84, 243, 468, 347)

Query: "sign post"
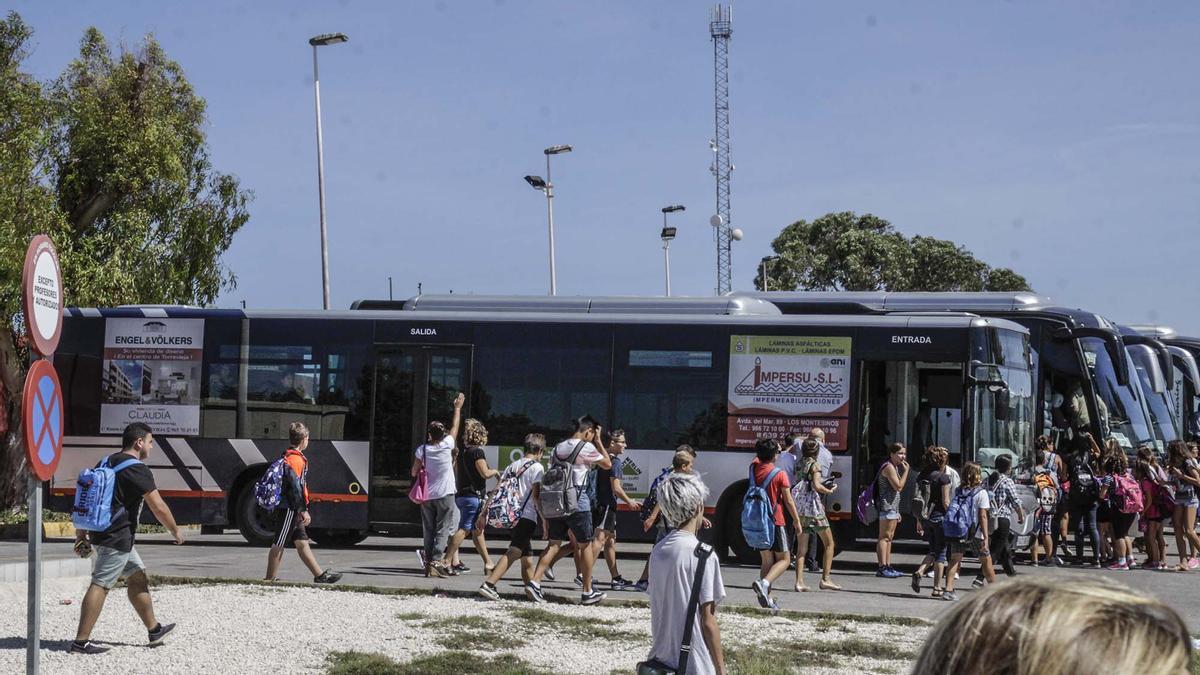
(21, 235, 64, 675)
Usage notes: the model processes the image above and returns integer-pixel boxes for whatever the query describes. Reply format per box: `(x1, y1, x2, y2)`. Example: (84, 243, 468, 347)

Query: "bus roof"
(360, 294, 783, 316)
(738, 291, 1113, 329)
(65, 301, 1028, 334)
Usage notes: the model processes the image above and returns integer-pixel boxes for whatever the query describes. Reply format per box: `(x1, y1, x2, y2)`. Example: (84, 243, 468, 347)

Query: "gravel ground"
(1, 577, 926, 674)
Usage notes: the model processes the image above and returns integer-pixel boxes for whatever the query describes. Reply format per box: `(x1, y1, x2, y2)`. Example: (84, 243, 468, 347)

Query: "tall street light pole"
(525, 145, 572, 295)
(661, 205, 685, 296)
(309, 32, 348, 310)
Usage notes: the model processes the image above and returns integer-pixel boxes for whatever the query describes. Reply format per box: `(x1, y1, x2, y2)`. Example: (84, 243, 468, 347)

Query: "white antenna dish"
(730, 228, 743, 241)
(710, 214, 724, 228)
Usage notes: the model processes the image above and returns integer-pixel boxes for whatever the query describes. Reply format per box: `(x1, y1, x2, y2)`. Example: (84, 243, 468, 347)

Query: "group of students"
(1025, 434, 1200, 572)
(409, 397, 640, 605)
(865, 429, 1200, 605)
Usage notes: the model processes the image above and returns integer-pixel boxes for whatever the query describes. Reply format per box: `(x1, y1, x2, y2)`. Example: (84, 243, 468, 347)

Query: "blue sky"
(12, 2, 1200, 335)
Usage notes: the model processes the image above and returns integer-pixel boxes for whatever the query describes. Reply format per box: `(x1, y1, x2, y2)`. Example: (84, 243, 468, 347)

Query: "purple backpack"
(855, 465, 883, 524)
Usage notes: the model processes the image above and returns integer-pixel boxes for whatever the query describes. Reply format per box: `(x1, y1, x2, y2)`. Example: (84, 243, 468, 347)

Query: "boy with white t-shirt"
(478, 434, 547, 600)
(644, 471, 727, 675)
(412, 392, 464, 578)
(526, 416, 612, 605)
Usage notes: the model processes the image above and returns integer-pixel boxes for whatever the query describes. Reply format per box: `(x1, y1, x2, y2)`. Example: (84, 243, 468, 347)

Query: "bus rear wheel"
(309, 529, 368, 548)
(235, 480, 275, 546)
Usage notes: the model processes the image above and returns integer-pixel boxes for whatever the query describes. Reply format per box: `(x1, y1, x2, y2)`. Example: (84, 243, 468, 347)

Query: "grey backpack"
(539, 441, 587, 520)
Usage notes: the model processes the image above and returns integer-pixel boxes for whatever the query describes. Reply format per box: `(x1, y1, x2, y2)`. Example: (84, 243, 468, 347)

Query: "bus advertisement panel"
(100, 318, 204, 435)
(726, 335, 852, 448)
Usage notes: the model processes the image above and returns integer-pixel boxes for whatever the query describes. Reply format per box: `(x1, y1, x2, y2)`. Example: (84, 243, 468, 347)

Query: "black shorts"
(592, 505, 618, 532)
(272, 509, 308, 547)
(508, 518, 537, 557)
(548, 510, 594, 544)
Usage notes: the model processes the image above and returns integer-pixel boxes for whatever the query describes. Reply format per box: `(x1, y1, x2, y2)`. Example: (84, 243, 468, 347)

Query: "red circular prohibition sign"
(23, 359, 63, 482)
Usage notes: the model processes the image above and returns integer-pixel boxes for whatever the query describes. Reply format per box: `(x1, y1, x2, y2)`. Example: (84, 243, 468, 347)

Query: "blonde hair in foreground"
(911, 577, 1191, 675)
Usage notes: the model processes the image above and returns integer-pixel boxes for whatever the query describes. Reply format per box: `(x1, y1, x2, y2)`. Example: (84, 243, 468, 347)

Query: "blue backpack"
(741, 465, 781, 549)
(254, 456, 289, 511)
(943, 487, 981, 539)
(71, 457, 142, 532)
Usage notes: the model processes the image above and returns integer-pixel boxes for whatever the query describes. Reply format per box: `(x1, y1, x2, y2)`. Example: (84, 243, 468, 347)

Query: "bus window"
(234, 319, 370, 441)
(614, 348, 725, 450)
(471, 324, 610, 446)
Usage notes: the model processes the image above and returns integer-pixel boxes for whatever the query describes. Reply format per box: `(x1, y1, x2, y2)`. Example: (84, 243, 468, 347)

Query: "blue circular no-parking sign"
(23, 359, 63, 481)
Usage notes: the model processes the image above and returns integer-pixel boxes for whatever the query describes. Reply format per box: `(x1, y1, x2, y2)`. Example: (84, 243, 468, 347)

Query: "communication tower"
(710, 5, 734, 294)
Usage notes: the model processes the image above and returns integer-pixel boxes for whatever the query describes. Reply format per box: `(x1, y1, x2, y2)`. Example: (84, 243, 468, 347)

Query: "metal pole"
(662, 212, 672, 297)
(313, 45, 331, 310)
(388, 276, 393, 301)
(763, 259, 770, 292)
(26, 474, 41, 674)
(663, 242, 672, 297)
(545, 154, 557, 296)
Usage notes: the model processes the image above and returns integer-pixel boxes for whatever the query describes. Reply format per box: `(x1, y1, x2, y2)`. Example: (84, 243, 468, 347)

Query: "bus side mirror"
(1053, 327, 1131, 388)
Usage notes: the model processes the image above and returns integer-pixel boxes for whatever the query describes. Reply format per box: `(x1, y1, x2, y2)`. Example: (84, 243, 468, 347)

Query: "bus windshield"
(975, 364, 1035, 466)
(1133, 363, 1179, 449)
(1081, 337, 1154, 450)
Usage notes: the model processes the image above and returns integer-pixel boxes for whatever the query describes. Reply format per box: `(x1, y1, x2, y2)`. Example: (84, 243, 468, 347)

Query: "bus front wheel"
(235, 480, 275, 546)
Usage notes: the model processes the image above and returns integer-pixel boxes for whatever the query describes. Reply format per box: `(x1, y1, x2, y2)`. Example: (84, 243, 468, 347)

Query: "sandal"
(932, 588, 944, 598)
(794, 583, 810, 592)
(1174, 563, 1190, 572)
(818, 579, 842, 591)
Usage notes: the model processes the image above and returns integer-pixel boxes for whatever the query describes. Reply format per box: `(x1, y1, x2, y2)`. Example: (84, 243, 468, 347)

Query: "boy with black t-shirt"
(70, 423, 183, 655)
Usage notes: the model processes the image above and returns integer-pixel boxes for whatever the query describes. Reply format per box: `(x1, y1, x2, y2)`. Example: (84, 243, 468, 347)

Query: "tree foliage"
(0, 12, 251, 507)
(755, 211, 1031, 294)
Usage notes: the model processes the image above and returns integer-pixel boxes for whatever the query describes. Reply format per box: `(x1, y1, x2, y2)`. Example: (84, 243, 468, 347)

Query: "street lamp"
(761, 255, 780, 292)
(309, 32, 348, 310)
(525, 145, 572, 295)
(661, 205, 685, 296)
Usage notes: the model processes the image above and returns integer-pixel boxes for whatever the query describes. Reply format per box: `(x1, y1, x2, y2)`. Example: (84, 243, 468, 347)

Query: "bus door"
(368, 345, 473, 525)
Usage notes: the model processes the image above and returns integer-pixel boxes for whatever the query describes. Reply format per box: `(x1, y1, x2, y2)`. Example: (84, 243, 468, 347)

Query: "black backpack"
(1069, 455, 1099, 505)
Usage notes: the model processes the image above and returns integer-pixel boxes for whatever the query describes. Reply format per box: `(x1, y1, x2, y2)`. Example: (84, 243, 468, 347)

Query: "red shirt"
(751, 459, 791, 526)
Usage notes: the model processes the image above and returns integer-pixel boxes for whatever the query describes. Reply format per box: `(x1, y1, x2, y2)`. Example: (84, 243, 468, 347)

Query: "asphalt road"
(5, 532, 1200, 630)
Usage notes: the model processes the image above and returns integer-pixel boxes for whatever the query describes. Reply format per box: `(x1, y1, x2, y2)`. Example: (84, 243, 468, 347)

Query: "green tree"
(0, 13, 250, 508)
(755, 211, 1031, 294)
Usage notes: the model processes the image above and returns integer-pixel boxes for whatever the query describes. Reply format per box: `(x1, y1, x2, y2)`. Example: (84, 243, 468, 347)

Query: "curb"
(0, 556, 92, 583)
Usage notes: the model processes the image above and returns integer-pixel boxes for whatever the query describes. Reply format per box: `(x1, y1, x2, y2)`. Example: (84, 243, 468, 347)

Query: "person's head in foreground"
(657, 471, 709, 530)
(912, 576, 1192, 675)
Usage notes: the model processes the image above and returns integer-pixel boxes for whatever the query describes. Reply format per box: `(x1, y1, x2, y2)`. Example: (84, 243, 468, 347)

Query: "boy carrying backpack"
(745, 438, 801, 611)
(261, 422, 342, 585)
(526, 416, 612, 606)
(69, 423, 182, 655)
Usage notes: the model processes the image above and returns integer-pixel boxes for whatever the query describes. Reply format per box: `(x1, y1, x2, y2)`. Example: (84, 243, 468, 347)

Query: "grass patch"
(721, 604, 930, 628)
(825, 637, 915, 661)
(507, 606, 632, 641)
(725, 637, 915, 674)
(424, 615, 492, 631)
(324, 650, 551, 675)
(436, 629, 515, 652)
(394, 612, 427, 621)
(150, 575, 433, 598)
(726, 644, 838, 674)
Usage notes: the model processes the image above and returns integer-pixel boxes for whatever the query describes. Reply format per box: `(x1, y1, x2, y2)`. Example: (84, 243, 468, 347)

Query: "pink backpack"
(1113, 471, 1143, 514)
